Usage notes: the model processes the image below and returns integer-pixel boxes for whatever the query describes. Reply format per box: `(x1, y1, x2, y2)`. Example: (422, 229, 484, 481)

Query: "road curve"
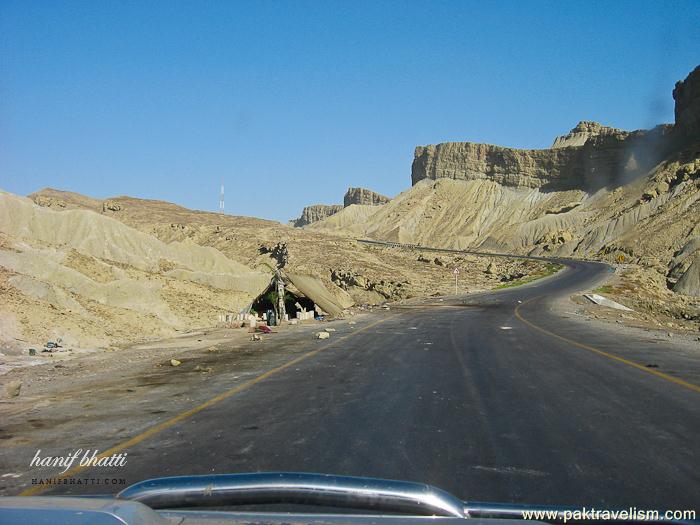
(45, 259, 700, 509)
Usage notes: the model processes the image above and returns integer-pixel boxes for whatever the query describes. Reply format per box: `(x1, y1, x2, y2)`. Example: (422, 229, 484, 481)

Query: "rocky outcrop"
(411, 125, 673, 192)
(673, 65, 700, 139)
(292, 187, 389, 227)
(343, 187, 390, 207)
(410, 70, 700, 191)
(551, 121, 627, 148)
(292, 204, 343, 227)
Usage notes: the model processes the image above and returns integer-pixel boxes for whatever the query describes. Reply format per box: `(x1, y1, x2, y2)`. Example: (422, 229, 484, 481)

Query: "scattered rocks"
(315, 331, 330, 340)
(170, 359, 182, 367)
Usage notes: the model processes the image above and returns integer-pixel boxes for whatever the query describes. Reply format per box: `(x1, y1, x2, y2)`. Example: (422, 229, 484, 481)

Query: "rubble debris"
(251, 334, 262, 341)
(316, 331, 330, 339)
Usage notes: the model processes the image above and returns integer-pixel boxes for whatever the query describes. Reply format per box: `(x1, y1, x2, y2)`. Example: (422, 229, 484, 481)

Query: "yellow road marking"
(391, 304, 468, 309)
(514, 298, 700, 394)
(19, 317, 390, 496)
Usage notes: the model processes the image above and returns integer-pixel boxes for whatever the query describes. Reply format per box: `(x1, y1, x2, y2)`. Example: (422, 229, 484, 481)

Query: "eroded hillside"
(0, 192, 269, 352)
(308, 66, 700, 327)
(4, 65, 699, 357)
(0, 188, 546, 358)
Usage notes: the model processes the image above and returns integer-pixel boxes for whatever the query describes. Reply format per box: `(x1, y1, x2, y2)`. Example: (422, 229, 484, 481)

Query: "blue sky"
(1, 1, 699, 222)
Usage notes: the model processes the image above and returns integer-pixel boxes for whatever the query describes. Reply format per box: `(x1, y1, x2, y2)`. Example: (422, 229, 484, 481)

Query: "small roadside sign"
(453, 268, 460, 275)
(453, 268, 459, 294)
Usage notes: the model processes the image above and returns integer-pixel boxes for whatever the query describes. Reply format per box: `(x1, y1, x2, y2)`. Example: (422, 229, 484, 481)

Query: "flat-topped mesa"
(410, 67, 700, 192)
(291, 187, 390, 227)
(292, 204, 343, 227)
(411, 125, 674, 192)
(551, 121, 628, 148)
(343, 187, 391, 207)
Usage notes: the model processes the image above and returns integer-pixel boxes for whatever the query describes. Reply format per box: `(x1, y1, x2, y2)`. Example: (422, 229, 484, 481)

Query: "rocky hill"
(0, 186, 545, 356)
(291, 187, 391, 226)
(344, 187, 391, 206)
(674, 65, 700, 136)
(4, 66, 699, 356)
(0, 191, 270, 352)
(309, 65, 700, 326)
(411, 123, 675, 192)
(291, 204, 344, 227)
(551, 121, 627, 148)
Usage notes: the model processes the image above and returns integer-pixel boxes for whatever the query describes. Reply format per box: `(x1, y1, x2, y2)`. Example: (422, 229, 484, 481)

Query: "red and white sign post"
(453, 268, 460, 295)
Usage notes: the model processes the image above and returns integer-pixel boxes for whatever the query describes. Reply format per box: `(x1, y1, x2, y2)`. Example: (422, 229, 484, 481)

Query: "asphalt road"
(44, 260, 700, 509)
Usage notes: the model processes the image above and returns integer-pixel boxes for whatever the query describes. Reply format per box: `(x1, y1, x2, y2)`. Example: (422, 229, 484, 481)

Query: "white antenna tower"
(219, 179, 225, 214)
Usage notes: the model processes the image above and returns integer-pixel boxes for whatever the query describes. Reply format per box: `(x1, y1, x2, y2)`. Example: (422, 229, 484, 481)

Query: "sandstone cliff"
(408, 67, 700, 195)
(673, 65, 700, 138)
(411, 125, 673, 192)
(312, 65, 700, 309)
(291, 187, 390, 227)
(292, 204, 343, 227)
(551, 121, 627, 148)
(344, 187, 391, 206)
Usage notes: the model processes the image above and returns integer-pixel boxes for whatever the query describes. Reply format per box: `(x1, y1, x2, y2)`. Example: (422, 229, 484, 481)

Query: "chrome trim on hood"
(117, 472, 467, 518)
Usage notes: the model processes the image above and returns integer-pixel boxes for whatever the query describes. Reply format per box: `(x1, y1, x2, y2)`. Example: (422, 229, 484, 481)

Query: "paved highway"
(42, 259, 700, 509)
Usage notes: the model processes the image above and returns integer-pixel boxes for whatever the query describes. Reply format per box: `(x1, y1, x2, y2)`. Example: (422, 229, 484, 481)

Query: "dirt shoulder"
(0, 312, 384, 495)
(569, 264, 700, 337)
